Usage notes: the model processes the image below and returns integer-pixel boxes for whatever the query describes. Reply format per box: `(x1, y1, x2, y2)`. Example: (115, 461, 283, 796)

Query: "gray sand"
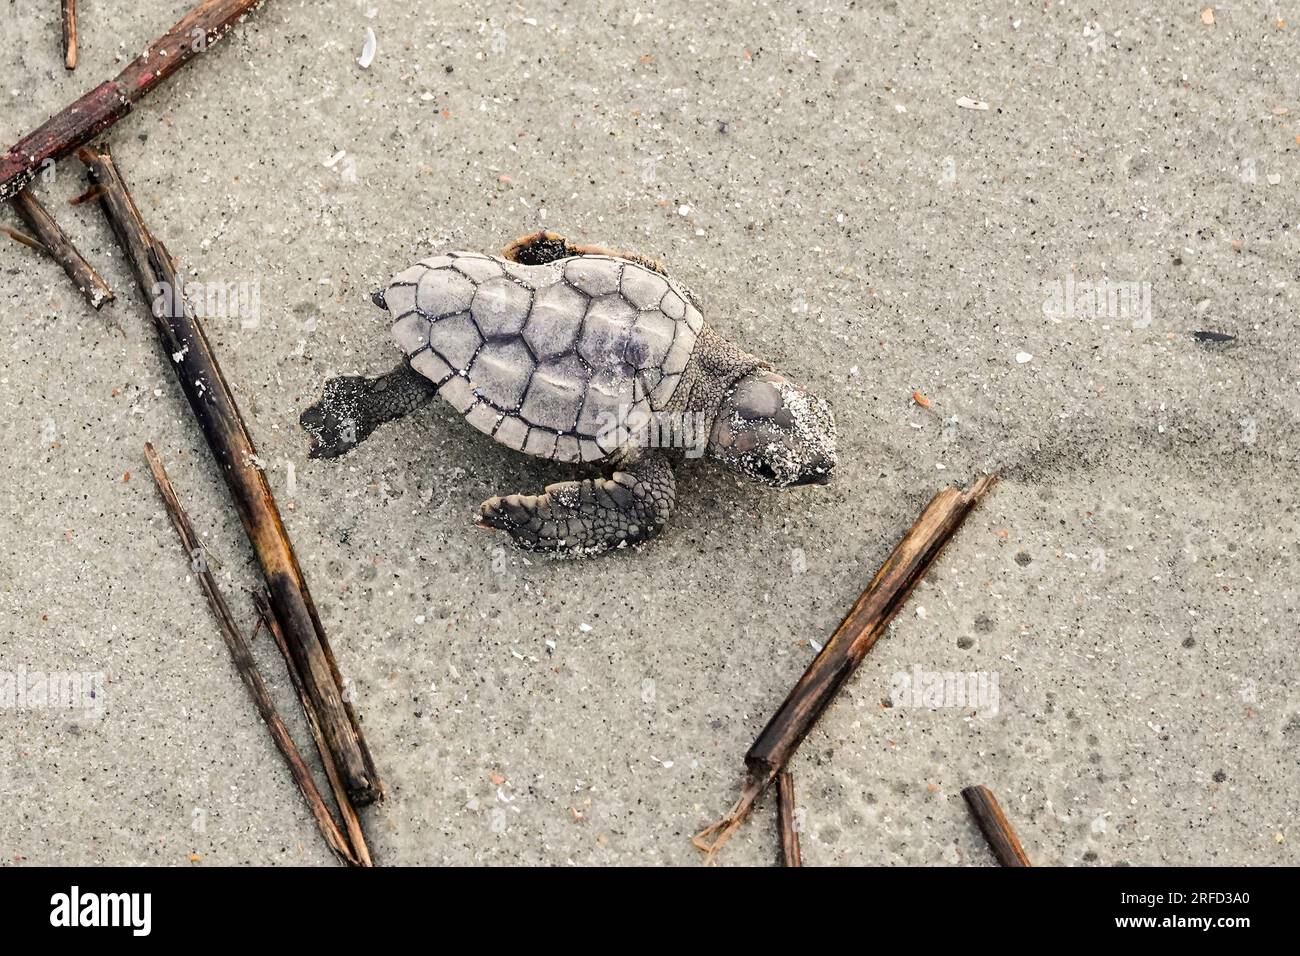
(1, 1, 1296, 865)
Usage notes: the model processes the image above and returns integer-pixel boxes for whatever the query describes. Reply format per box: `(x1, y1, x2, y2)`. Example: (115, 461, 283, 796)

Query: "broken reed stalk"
(143, 443, 360, 866)
(776, 771, 802, 867)
(10, 188, 114, 309)
(68, 184, 106, 206)
(0, 0, 268, 200)
(62, 0, 78, 71)
(961, 785, 1032, 867)
(253, 591, 373, 867)
(694, 475, 998, 858)
(81, 144, 382, 806)
(2, 224, 45, 251)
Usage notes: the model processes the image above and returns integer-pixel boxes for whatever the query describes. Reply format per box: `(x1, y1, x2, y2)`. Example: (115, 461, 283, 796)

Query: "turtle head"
(707, 370, 837, 488)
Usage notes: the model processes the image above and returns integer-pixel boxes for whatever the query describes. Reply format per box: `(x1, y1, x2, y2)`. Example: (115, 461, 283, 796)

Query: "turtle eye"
(753, 460, 779, 483)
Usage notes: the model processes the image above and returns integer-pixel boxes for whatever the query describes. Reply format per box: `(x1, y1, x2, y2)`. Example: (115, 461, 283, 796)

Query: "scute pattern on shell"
(388, 252, 700, 463)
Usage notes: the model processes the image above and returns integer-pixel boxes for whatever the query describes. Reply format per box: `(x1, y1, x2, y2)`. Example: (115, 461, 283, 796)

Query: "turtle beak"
(792, 472, 832, 487)
(792, 454, 835, 486)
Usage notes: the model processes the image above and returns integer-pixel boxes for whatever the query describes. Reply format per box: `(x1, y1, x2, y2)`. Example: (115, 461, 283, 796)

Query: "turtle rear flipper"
(300, 361, 436, 458)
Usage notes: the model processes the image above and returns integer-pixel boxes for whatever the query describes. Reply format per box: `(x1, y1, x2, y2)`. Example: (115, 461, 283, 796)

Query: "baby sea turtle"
(300, 231, 837, 555)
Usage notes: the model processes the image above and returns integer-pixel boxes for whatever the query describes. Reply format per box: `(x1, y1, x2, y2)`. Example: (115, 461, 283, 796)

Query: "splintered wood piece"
(82, 144, 382, 806)
(961, 785, 1032, 867)
(776, 771, 802, 867)
(0, 0, 268, 200)
(693, 475, 998, 859)
(62, 0, 78, 70)
(69, 184, 107, 207)
(253, 591, 373, 867)
(143, 443, 359, 866)
(10, 188, 114, 309)
(2, 224, 45, 251)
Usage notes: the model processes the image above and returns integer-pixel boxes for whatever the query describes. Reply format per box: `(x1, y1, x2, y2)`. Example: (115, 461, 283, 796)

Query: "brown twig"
(81, 143, 382, 806)
(62, 0, 78, 70)
(776, 771, 802, 867)
(143, 442, 359, 866)
(694, 475, 998, 859)
(253, 591, 373, 867)
(2, 224, 45, 251)
(1, 0, 268, 200)
(69, 184, 106, 207)
(10, 189, 114, 309)
(961, 785, 1032, 867)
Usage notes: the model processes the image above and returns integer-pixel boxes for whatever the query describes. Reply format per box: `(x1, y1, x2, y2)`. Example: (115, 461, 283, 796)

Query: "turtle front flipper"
(503, 229, 668, 277)
(501, 230, 582, 266)
(502, 230, 701, 311)
(300, 361, 437, 459)
(476, 452, 676, 555)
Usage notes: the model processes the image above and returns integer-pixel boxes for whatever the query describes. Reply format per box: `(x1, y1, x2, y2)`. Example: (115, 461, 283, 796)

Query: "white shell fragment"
(358, 27, 377, 69)
(386, 252, 700, 463)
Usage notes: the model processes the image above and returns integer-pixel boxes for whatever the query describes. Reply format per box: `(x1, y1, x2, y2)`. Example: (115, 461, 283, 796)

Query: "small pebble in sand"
(1015, 351, 1033, 364)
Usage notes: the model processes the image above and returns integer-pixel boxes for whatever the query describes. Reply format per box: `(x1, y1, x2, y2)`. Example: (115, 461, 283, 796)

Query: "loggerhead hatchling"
(300, 231, 837, 555)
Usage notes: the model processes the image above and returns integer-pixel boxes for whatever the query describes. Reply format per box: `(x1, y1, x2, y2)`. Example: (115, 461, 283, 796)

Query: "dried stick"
(961, 785, 1032, 867)
(0, 0, 267, 199)
(694, 475, 997, 858)
(2, 225, 45, 251)
(254, 591, 373, 867)
(69, 184, 106, 207)
(143, 443, 359, 866)
(776, 771, 802, 867)
(62, 0, 78, 70)
(10, 188, 114, 309)
(81, 144, 382, 806)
